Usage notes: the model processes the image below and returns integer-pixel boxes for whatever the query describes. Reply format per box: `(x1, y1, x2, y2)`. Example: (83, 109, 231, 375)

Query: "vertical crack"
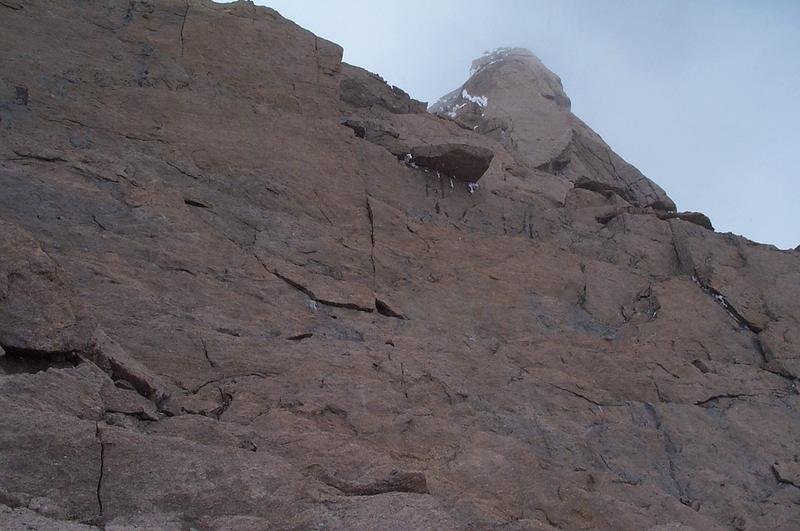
(179, 0, 189, 57)
(577, 263, 587, 309)
(522, 209, 535, 239)
(95, 422, 105, 517)
(666, 220, 688, 274)
(365, 194, 376, 280)
(214, 386, 233, 420)
(400, 362, 408, 400)
(644, 403, 685, 500)
(201, 337, 217, 369)
(121, 0, 134, 28)
(604, 147, 619, 179)
(313, 191, 334, 225)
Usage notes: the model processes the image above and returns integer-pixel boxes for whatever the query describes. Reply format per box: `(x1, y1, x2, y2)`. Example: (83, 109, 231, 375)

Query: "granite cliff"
(1, 1, 799, 529)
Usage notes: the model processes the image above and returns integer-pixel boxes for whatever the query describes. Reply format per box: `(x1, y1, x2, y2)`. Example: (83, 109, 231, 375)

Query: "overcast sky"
(255, 0, 798, 249)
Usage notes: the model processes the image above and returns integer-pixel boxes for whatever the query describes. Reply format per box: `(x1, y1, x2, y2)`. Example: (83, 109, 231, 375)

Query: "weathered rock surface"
(0, 2, 798, 530)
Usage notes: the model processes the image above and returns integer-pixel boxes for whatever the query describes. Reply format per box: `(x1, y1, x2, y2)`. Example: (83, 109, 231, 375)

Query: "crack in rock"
(184, 198, 211, 209)
(188, 372, 269, 395)
(0, 343, 81, 374)
(318, 469, 429, 496)
(95, 423, 105, 517)
(286, 332, 313, 341)
(200, 338, 218, 369)
(10, 149, 67, 163)
(694, 393, 754, 408)
(0, 1, 24, 10)
(179, 0, 189, 58)
(644, 403, 687, 500)
(691, 274, 761, 333)
(549, 383, 613, 407)
(366, 195, 376, 278)
(258, 258, 375, 313)
(375, 298, 406, 320)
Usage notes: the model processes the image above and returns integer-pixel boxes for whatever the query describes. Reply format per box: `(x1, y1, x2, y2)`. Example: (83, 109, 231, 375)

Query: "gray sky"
(255, 0, 799, 249)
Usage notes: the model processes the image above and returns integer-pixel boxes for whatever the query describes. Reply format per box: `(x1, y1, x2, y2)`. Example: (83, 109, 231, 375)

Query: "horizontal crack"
(318, 469, 429, 497)
(184, 198, 210, 209)
(257, 257, 374, 313)
(189, 372, 269, 395)
(10, 149, 67, 162)
(0, 343, 81, 373)
(549, 383, 613, 407)
(694, 393, 754, 408)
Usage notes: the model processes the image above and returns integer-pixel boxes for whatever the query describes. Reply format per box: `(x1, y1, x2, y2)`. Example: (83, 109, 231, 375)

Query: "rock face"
(0, 2, 798, 530)
(431, 48, 676, 210)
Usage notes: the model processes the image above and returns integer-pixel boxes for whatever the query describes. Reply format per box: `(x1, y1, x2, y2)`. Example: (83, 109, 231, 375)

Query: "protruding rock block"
(409, 143, 494, 182)
(759, 319, 800, 379)
(666, 211, 714, 231)
(84, 329, 170, 404)
(339, 64, 427, 114)
(574, 177, 635, 204)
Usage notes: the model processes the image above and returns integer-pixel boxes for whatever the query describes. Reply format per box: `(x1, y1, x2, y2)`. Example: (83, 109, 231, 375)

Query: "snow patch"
(432, 86, 489, 119)
(461, 89, 488, 107)
(470, 47, 518, 75)
(446, 101, 467, 118)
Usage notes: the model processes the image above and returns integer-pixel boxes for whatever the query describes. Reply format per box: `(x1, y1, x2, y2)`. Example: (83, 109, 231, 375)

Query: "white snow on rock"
(446, 101, 467, 118)
(461, 89, 487, 107)
(431, 88, 488, 119)
(469, 48, 515, 75)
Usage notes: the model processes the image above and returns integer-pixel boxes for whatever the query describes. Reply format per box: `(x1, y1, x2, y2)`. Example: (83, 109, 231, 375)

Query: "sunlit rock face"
(1, 2, 799, 530)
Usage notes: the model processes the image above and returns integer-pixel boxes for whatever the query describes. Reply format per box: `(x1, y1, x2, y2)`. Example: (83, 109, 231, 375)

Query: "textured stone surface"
(0, 1, 798, 530)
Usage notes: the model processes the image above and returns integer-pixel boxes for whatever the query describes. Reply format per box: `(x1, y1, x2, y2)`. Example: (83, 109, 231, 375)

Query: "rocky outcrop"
(0, 2, 797, 530)
(339, 63, 427, 115)
(660, 211, 714, 230)
(409, 143, 494, 182)
(432, 48, 676, 210)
